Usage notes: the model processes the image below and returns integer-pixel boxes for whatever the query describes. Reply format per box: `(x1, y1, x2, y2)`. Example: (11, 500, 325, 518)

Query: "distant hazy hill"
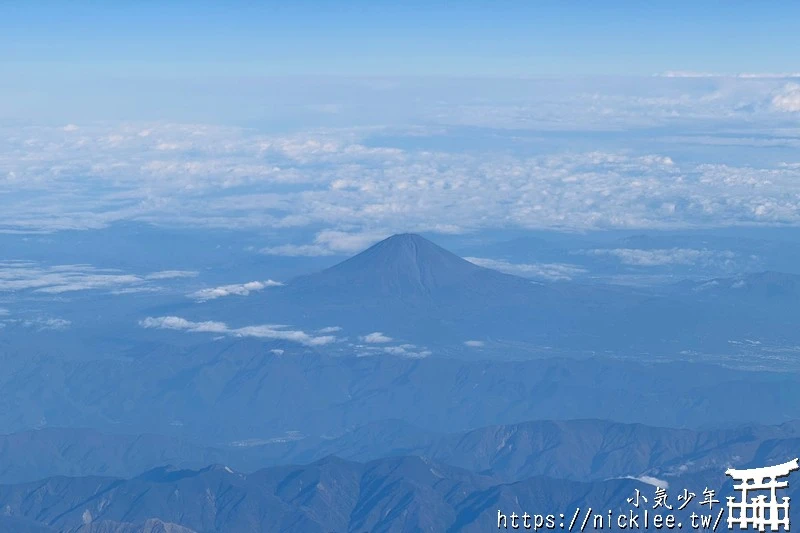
(3, 419, 799, 489)
(673, 271, 800, 302)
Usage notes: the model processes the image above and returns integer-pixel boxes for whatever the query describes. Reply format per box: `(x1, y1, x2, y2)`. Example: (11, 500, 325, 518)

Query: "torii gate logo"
(726, 458, 799, 531)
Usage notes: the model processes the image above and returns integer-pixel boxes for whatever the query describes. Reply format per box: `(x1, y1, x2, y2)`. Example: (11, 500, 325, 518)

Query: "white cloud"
(318, 326, 342, 333)
(5, 89, 800, 237)
(585, 248, 736, 267)
(660, 71, 800, 79)
(4, 316, 73, 331)
(110, 287, 164, 295)
(140, 316, 228, 333)
(140, 315, 336, 346)
(353, 342, 431, 358)
(262, 230, 388, 257)
(772, 83, 800, 112)
(260, 244, 334, 257)
(464, 340, 484, 347)
(188, 280, 283, 301)
(465, 257, 587, 281)
(380, 344, 431, 358)
(0, 261, 197, 294)
(620, 475, 669, 489)
(361, 332, 393, 343)
(32, 318, 71, 331)
(145, 270, 198, 280)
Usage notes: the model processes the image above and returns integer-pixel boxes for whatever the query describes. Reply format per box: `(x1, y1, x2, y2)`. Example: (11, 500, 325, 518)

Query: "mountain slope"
(1, 453, 787, 532)
(293, 233, 502, 298)
(4, 419, 800, 489)
(209, 233, 640, 347)
(3, 335, 800, 444)
(0, 457, 660, 533)
(168, 234, 800, 353)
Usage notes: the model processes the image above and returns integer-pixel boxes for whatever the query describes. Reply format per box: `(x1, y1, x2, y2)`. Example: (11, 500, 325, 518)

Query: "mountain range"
(2, 417, 799, 490)
(0, 454, 741, 533)
(2, 233, 800, 531)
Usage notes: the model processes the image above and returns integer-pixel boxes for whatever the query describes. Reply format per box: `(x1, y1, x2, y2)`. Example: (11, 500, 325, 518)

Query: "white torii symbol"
(726, 458, 799, 531)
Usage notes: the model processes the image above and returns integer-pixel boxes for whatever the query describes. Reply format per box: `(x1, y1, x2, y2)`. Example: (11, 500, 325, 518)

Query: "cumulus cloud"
(465, 257, 587, 281)
(772, 83, 800, 112)
(188, 280, 283, 301)
(5, 88, 800, 237)
(584, 248, 735, 267)
(361, 332, 393, 343)
(140, 316, 336, 346)
(318, 326, 342, 333)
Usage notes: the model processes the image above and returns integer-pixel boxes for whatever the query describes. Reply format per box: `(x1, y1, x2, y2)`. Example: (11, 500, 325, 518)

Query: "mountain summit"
(273, 233, 549, 340)
(306, 233, 489, 297)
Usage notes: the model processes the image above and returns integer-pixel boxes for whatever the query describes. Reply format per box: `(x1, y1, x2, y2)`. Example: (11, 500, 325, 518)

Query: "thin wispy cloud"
(620, 475, 669, 489)
(140, 316, 337, 346)
(0, 261, 198, 295)
(145, 270, 198, 280)
(2, 316, 72, 331)
(262, 230, 388, 257)
(584, 248, 736, 267)
(27, 317, 71, 331)
(659, 71, 800, 79)
(465, 257, 587, 281)
(353, 342, 431, 359)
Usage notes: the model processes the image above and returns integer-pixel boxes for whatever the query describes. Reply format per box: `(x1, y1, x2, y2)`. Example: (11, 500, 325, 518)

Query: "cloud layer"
(3, 77, 800, 237)
(773, 83, 800, 112)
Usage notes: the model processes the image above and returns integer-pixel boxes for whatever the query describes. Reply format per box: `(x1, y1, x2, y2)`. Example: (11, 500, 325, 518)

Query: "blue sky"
(4, 1, 800, 77)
